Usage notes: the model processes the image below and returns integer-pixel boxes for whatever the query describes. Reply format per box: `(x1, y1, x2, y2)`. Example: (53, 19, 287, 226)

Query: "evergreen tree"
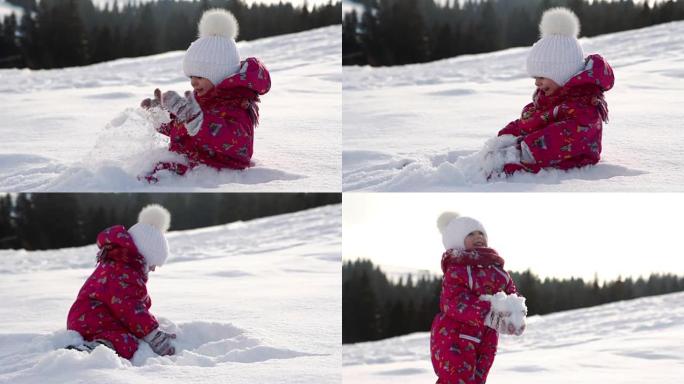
(0, 195, 16, 248)
(0, 13, 21, 67)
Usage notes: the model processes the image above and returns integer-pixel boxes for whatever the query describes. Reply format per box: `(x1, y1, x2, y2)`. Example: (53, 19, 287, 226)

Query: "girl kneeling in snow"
(66, 205, 175, 359)
(140, 9, 271, 183)
(431, 213, 526, 384)
(491, 7, 614, 176)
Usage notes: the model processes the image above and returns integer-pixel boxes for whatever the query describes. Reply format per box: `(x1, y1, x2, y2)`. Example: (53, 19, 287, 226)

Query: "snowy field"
(343, 291, 684, 383)
(0, 25, 341, 192)
(0, 205, 341, 384)
(343, 21, 684, 191)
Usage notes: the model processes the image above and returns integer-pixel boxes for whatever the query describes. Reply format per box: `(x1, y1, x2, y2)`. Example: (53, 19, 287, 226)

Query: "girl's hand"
(144, 328, 177, 356)
(141, 89, 162, 109)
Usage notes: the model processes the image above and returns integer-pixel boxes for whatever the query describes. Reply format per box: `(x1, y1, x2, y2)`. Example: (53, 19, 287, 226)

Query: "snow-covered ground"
(343, 291, 684, 383)
(0, 25, 341, 192)
(343, 21, 684, 191)
(0, 205, 341, 383)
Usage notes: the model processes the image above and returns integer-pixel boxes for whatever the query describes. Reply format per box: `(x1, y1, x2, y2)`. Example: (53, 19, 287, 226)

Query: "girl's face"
(464, 231, 487, 249)
(190, 76, 215, 96)
(534, 77, 561, 96)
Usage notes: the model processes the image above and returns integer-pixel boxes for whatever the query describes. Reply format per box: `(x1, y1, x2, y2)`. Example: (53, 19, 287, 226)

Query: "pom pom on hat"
(198, 8, 239, 39)
(183, 8, 241, 86)
(437, 212, 487, 251)
(539, 7, 580, 38)
(138, 204, 171, 233)
(526, 7, 585, 86)
(437, 212, 460, 234)
(129, 205, 171, 268)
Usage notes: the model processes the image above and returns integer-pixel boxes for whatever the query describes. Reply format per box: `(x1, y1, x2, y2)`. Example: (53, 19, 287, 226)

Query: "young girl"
(66, 205, 176, 359)
(140, 9, 271, 183)
(493, 7, 614, 175)
(431, 212, 526, 384)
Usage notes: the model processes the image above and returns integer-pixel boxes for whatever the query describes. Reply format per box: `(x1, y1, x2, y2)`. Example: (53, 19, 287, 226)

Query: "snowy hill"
(343, 21, 684, 191)
(343, 291, 684, 383)
(0, 25, 341, 192)
(0, 205, 341, 383)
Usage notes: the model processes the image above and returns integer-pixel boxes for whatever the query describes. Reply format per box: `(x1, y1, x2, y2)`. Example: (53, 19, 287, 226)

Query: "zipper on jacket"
(466, 266, 473, 289)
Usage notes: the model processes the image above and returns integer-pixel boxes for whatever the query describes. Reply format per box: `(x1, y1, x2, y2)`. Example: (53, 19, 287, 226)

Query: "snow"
(480, 292, 527, 335)
(343, 21, 684, 191)
(0, 25, 341, 192)
(0, 205, 341, 383)
(343, 291, 684, 383)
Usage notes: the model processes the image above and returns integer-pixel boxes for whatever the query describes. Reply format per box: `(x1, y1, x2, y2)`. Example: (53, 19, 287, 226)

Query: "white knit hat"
(128, 204, 171, 267)
(527, 7, 585, 86)
(437, 212, 487, 251)
(183, 9, 240, 86)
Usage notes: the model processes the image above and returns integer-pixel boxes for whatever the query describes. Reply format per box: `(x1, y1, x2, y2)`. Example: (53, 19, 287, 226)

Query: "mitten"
(161, 90, 204, 136)
(484, 309, 513, 334)
(480, 292, 527, 336)
(143, 329, 176, 356)
(141, 88, 162, 109)
(491, 134, 519, 150)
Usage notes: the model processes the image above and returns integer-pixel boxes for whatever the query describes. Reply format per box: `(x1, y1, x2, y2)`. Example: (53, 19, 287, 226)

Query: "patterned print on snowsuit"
(67, 225, 159, 359)
(430, 248, 518, 384)
(498, 54, 614, 173)
(149, 57, 271, 180)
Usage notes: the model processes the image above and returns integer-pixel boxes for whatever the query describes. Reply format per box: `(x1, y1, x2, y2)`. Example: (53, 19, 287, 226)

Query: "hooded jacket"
(499, 54, 614, 171)
(158, 57, 271, 170)
(430, 248, 518, 383)
(66, 225, 159, 358)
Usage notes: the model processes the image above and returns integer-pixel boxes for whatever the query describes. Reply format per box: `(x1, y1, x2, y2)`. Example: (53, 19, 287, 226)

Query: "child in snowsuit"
(431, 212, 526, 384)
(494, 7, 614, 175)
(67, 205, 175, 359)
(140, 9, 271, 182)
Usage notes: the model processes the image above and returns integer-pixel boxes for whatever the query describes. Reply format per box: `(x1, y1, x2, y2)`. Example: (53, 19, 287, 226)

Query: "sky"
(343, 193, 683, 282)
(91, 0, 334, 9)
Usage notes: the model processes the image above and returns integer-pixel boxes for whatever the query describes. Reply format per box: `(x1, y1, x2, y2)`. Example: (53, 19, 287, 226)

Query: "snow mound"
(35, 108, 305, 191)
(343, 147, 644, 192)
(0, 319, 312, 384)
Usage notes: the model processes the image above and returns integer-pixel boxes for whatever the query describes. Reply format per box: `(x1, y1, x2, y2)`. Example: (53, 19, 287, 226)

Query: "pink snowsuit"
(150, 57, 271, 178)
(67, 225, 159, 359)
(499, 54, 614, 173)
(430, 248, 518, 384)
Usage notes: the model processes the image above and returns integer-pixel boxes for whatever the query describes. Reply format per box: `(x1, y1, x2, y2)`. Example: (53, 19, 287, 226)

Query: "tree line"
(343, 0, 684, 66)
(342, 258, 684, 344)
(0, 193, 341, 250)
(0, 0, 342, 69)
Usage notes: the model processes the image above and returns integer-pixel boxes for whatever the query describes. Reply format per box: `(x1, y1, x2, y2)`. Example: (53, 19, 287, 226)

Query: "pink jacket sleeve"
(440, 265, 492, 327)
(499, 101, 551, 137)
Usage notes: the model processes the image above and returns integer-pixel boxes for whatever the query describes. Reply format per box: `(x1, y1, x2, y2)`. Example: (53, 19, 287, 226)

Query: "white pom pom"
(138, 204, 171, 233)
(437, 212, 459, 234)
(540, 7, 580, 38)
(198, 8, 239, 39)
